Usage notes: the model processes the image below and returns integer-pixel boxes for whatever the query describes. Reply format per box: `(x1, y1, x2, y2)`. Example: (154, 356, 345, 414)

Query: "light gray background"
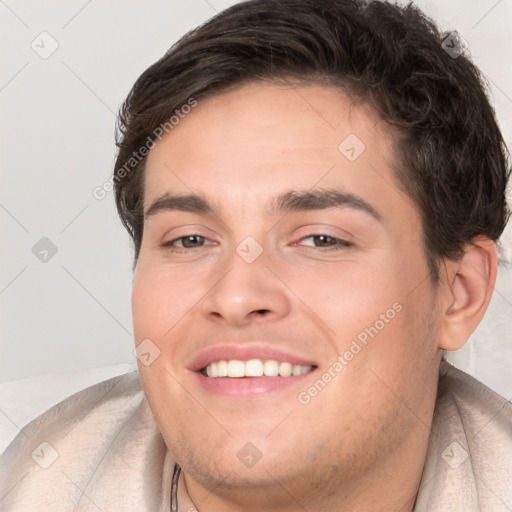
(1, 1, 511, 395)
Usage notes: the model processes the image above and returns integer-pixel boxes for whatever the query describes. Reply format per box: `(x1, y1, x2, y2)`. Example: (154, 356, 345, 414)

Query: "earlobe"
(438, 237, 498, 351)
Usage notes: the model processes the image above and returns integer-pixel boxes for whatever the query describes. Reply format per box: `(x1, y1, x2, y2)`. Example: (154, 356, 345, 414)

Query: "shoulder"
(0, 371, 174, 511)
(437, 360, 512, 432)
(414, 361, 512, 511)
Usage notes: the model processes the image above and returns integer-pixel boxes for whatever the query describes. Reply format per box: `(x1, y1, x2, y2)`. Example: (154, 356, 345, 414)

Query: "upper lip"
(189, 344, 318, 372)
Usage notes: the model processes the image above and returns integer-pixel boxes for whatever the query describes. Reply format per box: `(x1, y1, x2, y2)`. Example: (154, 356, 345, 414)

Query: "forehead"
(143, 81, 412, 221)
(151, 81, 391, 160)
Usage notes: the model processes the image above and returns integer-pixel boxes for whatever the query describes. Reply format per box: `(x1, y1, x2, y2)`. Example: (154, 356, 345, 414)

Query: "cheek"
(131, 264, 197, 426)
(131, 262, 193, 342)
(292, 249, 433, 368)
(289, 258, 398, 332)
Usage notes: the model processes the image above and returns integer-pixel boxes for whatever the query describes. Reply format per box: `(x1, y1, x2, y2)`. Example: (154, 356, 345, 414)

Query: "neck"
(176, 362, 441, 512)
(179, 437, 427, 512)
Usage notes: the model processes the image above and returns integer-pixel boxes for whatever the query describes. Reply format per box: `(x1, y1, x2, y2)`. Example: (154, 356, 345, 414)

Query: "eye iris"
(172, 235, 344, 249)
(314, 235, 335, 246)
(182, 235, 203, 248)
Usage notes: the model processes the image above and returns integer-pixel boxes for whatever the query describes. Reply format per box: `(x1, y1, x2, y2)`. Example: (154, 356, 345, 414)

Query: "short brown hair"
(113, 0, 510, 283)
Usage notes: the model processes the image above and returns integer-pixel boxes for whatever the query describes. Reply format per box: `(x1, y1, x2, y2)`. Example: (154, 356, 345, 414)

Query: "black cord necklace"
(170, 462, 181, 512)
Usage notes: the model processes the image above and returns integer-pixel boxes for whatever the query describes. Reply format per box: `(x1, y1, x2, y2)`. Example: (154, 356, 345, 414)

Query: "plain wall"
(1, 0, 511, 393)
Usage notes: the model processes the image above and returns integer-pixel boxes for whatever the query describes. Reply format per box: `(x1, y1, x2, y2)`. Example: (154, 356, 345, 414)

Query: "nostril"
(254, 309, 270, 315)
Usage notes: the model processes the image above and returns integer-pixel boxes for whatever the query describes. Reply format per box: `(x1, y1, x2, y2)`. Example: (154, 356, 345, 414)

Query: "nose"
(199, 246, 292, 327)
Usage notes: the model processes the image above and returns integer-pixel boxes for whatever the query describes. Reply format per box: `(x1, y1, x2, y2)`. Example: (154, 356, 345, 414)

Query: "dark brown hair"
(113, 0, 510, 282)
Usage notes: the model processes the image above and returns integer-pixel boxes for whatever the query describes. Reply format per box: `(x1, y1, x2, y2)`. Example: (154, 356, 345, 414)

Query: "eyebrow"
(144, 189, 383, 222)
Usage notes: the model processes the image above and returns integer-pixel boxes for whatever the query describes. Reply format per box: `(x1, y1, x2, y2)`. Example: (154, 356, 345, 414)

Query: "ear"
(438, 236, 498, 351)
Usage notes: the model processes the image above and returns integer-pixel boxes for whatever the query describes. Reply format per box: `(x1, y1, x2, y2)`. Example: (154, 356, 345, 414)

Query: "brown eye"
(298, 235, 353, 250)
(163, 235, 207, 249)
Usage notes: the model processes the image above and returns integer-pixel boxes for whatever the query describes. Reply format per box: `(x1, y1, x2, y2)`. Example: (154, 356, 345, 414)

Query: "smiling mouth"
(201, 359, 317, 378)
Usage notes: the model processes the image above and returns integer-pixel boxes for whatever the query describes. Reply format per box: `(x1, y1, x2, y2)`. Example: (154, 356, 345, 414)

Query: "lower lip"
(191, 370, 316, 397)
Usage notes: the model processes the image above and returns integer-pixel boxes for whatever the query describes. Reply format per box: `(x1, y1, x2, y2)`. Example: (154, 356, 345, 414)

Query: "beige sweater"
(1, 361, 511, 511)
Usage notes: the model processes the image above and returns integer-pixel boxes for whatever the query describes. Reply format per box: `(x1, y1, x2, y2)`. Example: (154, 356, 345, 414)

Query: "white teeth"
(279, 362, 293, 377)
(263, 360, 279, 376)
(292, 364, 309, 375)
(203, 359, 313, 378)
(227, 360, 245, 378)
(245, 359, 263, 377)
(217, 360, 228, 377)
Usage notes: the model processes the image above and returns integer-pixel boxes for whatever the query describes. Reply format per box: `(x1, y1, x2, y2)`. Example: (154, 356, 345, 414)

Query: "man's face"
(132, 82, 443, 497)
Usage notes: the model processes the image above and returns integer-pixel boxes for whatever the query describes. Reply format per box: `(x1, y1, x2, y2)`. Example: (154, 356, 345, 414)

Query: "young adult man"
(1, 1, 511, 510)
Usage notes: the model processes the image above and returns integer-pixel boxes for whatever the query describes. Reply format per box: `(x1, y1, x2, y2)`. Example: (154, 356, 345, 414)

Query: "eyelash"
(161, 234, 353, 252)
